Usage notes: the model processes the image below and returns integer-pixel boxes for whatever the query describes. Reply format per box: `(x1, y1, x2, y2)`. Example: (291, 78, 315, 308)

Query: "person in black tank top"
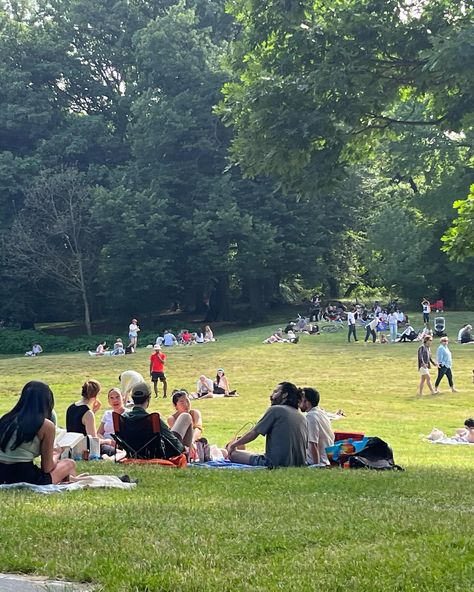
(66, 404, 89, 435)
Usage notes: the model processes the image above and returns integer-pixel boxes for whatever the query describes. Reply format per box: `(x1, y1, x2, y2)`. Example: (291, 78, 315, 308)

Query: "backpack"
(327, 436, 404, 471)
(347, 437, 404, 471)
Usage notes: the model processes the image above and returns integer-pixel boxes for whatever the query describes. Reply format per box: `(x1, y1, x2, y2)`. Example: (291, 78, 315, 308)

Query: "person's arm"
(97, 420, 106, 437)
(191, 409, 203, 442)
(309, 442, 320, 464)
(222, 376, 230, 395)
(226, 428, 259, 454)
(38, 419, 58, 474)
(167, 415, 175, 428)
(149, 358, 153, 375)
(82, 409, 98, 438)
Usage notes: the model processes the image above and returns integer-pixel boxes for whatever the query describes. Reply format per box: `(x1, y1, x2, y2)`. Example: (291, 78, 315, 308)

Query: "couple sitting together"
(123, 380, 334, 468)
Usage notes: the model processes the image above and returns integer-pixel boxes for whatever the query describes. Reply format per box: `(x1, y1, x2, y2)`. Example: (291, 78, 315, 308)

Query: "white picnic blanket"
(0, 475, 136, 494)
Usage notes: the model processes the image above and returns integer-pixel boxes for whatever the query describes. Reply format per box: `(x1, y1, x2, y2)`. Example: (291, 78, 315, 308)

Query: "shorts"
(0, 461, 52, 485)
(151, 371, 166, 382)
(423, 313, 430, 323)
(248, 454, 269, 467)
(419, 367, 430, 376)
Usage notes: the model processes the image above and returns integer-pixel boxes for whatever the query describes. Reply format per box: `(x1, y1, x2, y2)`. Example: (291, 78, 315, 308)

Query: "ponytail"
(81, 379, 101, 400)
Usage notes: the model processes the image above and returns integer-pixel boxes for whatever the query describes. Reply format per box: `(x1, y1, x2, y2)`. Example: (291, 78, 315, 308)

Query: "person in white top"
(457, 325, 467, 342)
(128, 318, 140, 350)
(190, 375, 215, 399)
(347, 307, 358, 342)
(299, 387, 334, 465)
(364, 316, 379, 343)
(421, 299, 431, 326)
(387, 311, 399, 342)
(119, 370, 145, 402)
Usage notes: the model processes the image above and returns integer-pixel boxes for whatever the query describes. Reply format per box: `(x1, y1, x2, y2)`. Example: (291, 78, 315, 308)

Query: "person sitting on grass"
(213, 368, 239, 397)
(0, 381, 76, 484)
(97, 387, 127, 461)
(123, 383, 190, 458)
(226, 382, 308, 468)
(460, 324, 474, 344)
(66, 379, 116, 456)
(167, 390, 203, 457)
(397, 324, 417, 342)
(456, 418, 474, 443)
(299, 387, 334, 466)
(190, 375, 215, 399)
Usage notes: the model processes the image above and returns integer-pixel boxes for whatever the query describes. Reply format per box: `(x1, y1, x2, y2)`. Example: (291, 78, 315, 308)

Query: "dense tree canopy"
(0, 0, 472, 330)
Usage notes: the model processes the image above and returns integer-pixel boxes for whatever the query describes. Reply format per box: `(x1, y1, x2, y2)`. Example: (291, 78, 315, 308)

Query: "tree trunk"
(77, 258, 92, 335)
(246, 277, 265, 322)
(205, 273, 233, 322)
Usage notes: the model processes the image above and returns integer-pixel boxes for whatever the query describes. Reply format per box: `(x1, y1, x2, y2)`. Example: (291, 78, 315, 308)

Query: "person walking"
(435, 337, 459, 393)
(128, 318, 140, 351)
(364, 316, 379, 343)
(347, 307, 358, 342)
(421, 299, 431, 327)
(417, 335, 438, 396)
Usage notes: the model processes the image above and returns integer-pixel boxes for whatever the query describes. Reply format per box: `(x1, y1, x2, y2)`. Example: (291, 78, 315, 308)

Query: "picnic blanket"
(0, 475, 136, 494)
(190, 460, 267, 470)
(429, 437, 474, 446)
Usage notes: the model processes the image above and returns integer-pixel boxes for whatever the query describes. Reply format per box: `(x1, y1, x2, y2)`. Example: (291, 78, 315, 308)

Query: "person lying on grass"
(0, 381, 76, 484)
(226, 382, 308, 468)
(456, 418, 474, 443)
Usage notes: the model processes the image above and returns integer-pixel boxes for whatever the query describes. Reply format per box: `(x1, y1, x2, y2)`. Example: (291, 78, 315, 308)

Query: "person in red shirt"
(149, 344, 167, 399)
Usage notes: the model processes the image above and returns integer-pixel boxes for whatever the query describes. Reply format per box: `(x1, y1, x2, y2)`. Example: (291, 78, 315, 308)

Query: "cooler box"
(334, 430, 365, 442)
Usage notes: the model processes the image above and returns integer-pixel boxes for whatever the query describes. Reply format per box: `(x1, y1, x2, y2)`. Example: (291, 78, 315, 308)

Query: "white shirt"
(129, 323, 139, 337)
(457, 328, 465, 341)
(196, 377, 213, 395)
(422, 303, 431, 313)
(347, 312, 356, 326)
(306, 407, 334, 465)
(368, 318, 379, 330)
(397, 311, 404, 322)
(388, 313, 398, 325)
(100, 410, 115, 439)
(120, 370, 144, 398)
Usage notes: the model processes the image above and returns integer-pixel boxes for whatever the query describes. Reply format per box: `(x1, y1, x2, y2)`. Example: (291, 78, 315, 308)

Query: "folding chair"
(112, 411, 166, 460)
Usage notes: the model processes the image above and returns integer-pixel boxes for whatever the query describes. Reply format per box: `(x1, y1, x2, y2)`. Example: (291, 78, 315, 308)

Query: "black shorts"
(423, 313, 430, 323)
(0, 461, 52, 485)
(151, 371, 166, 382)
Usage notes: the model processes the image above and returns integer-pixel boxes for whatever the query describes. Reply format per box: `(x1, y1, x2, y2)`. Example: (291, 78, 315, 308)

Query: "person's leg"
(426, 373, 437, 394)
(445, 368, 455, 389)
(364, 326, 371, 342)
(162, 377, 167, 398)
(371, 329, 376, 343)
(418, 373, 426, 395)
(435, 366, 445, 388)
(152, 378, 158, 398)
(50, 459, 76, 484)
(171, 413, 193, 448)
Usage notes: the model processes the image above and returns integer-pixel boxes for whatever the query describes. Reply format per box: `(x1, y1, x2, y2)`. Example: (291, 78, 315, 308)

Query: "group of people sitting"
(190, 369, 239, 398)
(89, 338, 127, 357)
(0, 376, 343, 485)
(155, 326, 215, 347)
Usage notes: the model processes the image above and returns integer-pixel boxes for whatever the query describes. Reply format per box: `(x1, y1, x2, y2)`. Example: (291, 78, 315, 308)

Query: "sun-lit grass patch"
(0, 312, 473, 590)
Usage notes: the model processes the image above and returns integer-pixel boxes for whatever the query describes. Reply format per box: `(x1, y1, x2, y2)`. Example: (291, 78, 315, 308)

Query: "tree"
(442, 185, 474, 261)
(7, 168, 99, 334)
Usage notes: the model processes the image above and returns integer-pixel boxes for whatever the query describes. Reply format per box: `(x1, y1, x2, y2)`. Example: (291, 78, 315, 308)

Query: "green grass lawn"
(0, 312, 473, 591)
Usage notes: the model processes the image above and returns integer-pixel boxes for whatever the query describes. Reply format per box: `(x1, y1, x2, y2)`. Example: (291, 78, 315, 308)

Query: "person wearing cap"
(213, 368, 238, 397)
(128, 318, 140, 351)
(150, 344, 167, 399)
(122, 383, 191, 458)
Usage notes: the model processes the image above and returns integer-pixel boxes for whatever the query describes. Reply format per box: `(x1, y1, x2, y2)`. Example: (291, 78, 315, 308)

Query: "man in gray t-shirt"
(226, 382, 308, 467)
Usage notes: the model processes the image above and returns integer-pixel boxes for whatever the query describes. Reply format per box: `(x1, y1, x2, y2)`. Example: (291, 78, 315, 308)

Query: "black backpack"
(347, 437, 404, 471)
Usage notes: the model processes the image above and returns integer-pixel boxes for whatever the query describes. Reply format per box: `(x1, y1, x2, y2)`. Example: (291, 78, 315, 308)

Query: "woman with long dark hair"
(0, 381, 76, 484)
